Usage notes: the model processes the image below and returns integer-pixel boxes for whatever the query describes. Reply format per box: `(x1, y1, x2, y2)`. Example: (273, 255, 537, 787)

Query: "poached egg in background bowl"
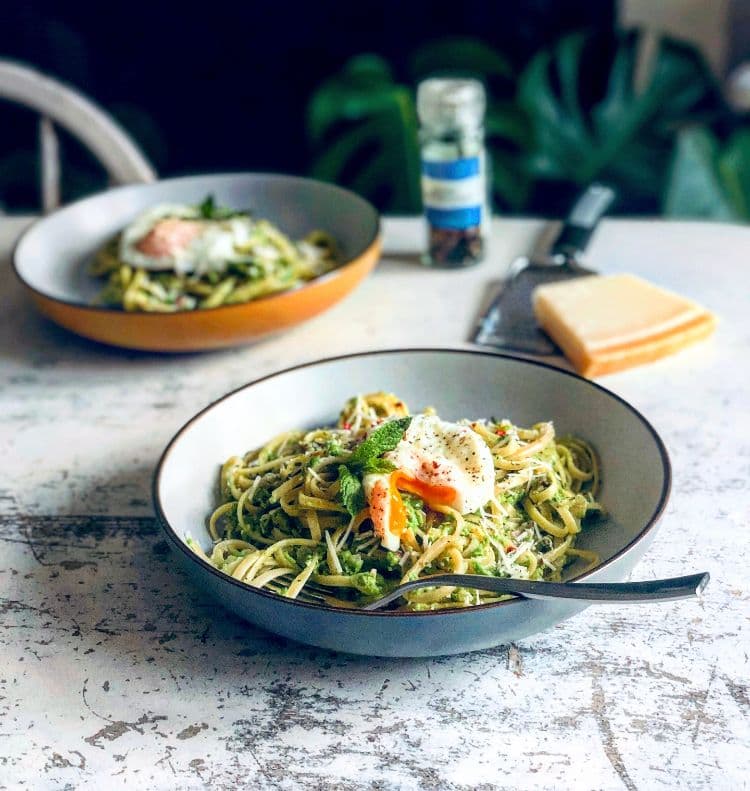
(117, 202, 333, 279)
(119, 204, 256, 275)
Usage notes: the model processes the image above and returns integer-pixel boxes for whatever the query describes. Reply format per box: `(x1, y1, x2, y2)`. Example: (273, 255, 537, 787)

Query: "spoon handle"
(362, 572, 710, 611)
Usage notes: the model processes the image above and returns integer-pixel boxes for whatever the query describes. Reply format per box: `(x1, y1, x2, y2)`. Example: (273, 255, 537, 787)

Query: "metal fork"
(262, 571, 709, 611)
(361, 572, 710, 611)
(264, 577, 359, 608)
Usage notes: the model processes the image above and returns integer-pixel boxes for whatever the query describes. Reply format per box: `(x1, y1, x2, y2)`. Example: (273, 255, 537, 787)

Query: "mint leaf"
(198, 193, 246, 220)
(199, 194, 217, 218)
(348, 417, 411, 468)
(338, 464, 365, 516)
(362, 457, 397, 475)
(337, 417, 410, 518)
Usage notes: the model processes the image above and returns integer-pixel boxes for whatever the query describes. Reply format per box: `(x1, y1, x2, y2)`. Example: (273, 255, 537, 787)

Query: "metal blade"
(473, 183, 614, 355)
(473, 260, 595, 355)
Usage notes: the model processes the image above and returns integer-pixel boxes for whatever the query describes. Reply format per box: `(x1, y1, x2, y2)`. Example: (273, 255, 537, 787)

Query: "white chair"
(0, 59, 156, 214)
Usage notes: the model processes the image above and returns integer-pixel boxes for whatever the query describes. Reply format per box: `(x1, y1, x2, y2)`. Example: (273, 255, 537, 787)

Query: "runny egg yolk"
(363, 414, 495, 552)
(386, 471, 457, 540)
(393, 471, 455, 509)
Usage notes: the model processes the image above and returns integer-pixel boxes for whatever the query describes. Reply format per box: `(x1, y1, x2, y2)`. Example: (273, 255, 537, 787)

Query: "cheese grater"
(472, 184, 616, 355)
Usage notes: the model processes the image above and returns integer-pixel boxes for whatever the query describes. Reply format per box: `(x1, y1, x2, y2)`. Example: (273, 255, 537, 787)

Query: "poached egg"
(363, 414, 495, 551)
(118, 203, 258, 276)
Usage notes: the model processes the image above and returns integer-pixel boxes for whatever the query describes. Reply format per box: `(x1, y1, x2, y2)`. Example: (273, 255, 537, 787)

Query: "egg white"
(364, 414, 495, 551)
(386, 414, 494, 513)
(118, 203, 258, 275)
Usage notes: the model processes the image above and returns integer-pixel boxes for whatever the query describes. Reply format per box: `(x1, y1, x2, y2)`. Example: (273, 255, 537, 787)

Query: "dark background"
(0, 0, 614, 211)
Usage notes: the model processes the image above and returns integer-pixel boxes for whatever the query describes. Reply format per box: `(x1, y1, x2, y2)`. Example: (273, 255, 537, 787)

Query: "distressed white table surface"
(0, 216, 748, 791)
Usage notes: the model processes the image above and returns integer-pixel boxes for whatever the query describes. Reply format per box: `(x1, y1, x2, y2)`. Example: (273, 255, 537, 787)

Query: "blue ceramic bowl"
(153, 349, 671, 657)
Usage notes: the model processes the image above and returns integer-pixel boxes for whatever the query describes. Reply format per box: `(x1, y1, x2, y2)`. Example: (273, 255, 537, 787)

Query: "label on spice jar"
(421, 155, 486, 230)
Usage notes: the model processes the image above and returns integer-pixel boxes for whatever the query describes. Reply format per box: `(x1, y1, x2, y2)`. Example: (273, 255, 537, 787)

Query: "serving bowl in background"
(153, 349, 671, 657)
(13, 173, 380, 352)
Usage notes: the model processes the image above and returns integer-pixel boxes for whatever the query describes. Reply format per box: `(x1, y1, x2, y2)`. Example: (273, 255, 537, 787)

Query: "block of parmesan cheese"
(533, 274, 716, 378)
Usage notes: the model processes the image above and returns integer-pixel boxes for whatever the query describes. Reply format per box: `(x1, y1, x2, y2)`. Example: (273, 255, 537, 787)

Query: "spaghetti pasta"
(90, 197, 338, 312)
(188, 393, 603, 611)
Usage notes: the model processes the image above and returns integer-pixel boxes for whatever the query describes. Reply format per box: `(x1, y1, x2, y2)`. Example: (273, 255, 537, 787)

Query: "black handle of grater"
(550, 184, 616, 259)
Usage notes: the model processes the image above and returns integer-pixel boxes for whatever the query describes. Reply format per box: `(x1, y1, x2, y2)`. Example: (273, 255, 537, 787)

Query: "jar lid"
(417, 78, 486, 130)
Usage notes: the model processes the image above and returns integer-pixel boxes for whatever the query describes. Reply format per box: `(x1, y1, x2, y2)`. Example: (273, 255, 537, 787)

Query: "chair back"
(0, 60, 156, 213)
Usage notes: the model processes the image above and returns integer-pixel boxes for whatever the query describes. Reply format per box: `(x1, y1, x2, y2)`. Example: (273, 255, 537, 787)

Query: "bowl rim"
(152, 348, 672, 618)
(12, 171, 381, 316)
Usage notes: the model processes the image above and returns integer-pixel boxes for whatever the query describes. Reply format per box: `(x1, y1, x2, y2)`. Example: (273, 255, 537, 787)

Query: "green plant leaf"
(199, 194, 216, 218)
(518, 29, 722, 212)
(484, 102, 532, 210)
(305, 31, 724, 217)
(663, 126, 745, 220)
(338, 464, 365, 517)
(362, 458, 397, 476)
(490, 148, 531, 212)
(307, 56, 421, 213)
(519, 33, 591, 181)
(409, 36, 514, 85)
(307, 40, 529, 214)
(348, 417, 412, 468)
(717, 129, 750, 219)
(342, 54, 395, 84)
(336, 418, 411, 516)
(198, 194, 243, 220)
(485, 102, 531, 147)
(308, 119, 387, 182)
(307, 60, 403, 146)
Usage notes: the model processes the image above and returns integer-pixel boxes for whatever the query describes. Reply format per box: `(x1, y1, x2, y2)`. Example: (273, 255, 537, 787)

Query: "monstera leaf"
(664, 126, 750, 220)
(408, 36, 514, 86)
(307, 55, 421, 213)
(306, 32, 726, 217)
(518, 30, 721, 212)
(484, 101, 533, 212)
(307, 43, 530, 213)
